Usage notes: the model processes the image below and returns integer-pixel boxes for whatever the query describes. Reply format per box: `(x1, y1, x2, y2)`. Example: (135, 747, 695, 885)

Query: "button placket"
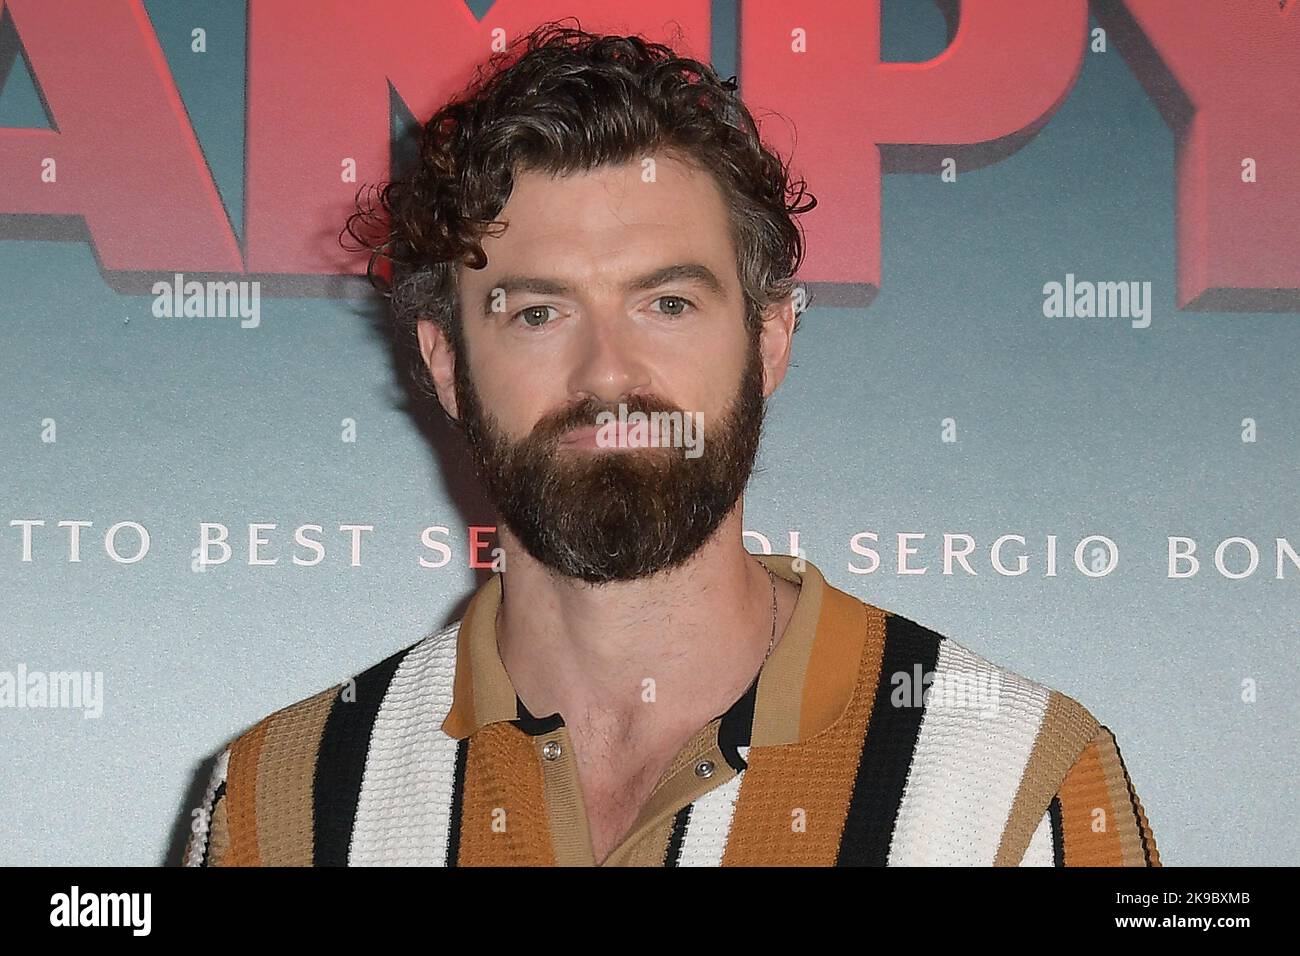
(533, 726, 598, 867)
(599, 722, 737, 867)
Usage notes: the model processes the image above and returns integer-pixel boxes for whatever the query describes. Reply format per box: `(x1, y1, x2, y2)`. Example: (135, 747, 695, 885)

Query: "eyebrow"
(480, 263, 727, 316)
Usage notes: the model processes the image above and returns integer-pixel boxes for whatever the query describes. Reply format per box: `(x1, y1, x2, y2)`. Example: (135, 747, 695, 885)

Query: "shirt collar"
(439, 552, 868, 748)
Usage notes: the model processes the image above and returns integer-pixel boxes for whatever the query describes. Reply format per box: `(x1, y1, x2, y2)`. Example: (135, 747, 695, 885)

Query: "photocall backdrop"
(0, 1, 1296, 866)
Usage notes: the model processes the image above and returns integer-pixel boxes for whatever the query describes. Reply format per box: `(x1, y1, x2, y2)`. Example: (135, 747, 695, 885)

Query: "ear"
(416, 317, 460, 421)
(758, 295, 798, 398)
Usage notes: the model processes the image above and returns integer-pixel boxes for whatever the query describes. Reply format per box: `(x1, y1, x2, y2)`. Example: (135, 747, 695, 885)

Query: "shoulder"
(862, 603, 1099, 795)
(856, 603, 1154, 864)
(183, 620, 463, 866)
(241, 618, 464, 769)
(861, 603, 1104, 752)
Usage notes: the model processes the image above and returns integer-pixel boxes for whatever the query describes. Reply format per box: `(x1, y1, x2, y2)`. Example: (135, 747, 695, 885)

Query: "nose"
(564, 307, 652, 409)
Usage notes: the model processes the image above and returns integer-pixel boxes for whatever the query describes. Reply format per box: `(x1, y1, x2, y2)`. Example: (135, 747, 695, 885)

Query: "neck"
(494, 509, 796, 747)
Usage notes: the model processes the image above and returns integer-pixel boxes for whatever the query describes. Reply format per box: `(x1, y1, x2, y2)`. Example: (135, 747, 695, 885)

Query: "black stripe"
(1103, 725, 1154, 866)
(446, 737, 469, 866)
(311, 646, 409, 866)
(511, 692, 565, 736)
(1048, 796, 1065, 866)
(716, 672, 759, 772)
(835, 613, 941, 866)
(199, 779, 227, 868)
(664, 805, 691, 866)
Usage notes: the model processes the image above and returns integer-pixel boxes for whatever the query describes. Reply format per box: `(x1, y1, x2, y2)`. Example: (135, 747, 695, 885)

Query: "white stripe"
(348, 622, 462, 866)
(1019, 811, 1055, 866)
(184, 747, 229, 867)
(886, 638, 1050, 865)
(676, 747, 748, 867)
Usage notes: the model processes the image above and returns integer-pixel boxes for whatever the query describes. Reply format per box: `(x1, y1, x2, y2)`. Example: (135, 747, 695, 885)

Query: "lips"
(558, 425, 601, 447)
(557, 422, 650, 449)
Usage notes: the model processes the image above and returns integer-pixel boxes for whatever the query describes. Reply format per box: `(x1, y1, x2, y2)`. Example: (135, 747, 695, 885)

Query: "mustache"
(531, 395, 685, 444)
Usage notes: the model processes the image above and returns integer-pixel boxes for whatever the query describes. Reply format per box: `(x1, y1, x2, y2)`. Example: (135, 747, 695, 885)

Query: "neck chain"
(763, 568, 778, 661)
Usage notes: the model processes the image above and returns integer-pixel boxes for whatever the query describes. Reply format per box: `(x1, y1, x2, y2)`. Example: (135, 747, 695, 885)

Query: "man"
(182, 23, 1158, 867)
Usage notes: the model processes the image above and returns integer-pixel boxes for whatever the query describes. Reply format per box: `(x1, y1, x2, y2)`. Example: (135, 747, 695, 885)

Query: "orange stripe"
(722, 599, 884, 865)
(1099, 726, 1161, 866)
(456, 724, 556, 866)
(1056, 739, 1126, 866)
(223, 719, 269, 866)
(798, 584, 870, 739)
(1092, 728, 1149, 866)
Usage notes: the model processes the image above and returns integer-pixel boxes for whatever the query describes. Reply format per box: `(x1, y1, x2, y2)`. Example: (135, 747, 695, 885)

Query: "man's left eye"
(652, 295, 694, 316)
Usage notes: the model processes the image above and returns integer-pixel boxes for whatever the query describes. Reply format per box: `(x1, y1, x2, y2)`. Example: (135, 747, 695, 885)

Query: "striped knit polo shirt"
(183, 551, 1160, 867)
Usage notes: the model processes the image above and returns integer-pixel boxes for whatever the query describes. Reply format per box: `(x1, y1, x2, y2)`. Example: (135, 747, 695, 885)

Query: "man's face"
(420, 152, 791, 583)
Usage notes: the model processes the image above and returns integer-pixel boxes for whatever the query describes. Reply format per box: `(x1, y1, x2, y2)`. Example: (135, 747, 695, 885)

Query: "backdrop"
(1, 0, 1295, 866)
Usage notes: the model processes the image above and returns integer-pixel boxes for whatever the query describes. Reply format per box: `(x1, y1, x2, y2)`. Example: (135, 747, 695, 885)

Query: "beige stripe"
(601, 720, 729, 866)
(750, 553, 826, 746)
(441, 583, 496, 738)
(1135, 794, 1161, 866)
(440, 618, 479, 739)
(535, 729, 597, 867)
(252, 686, 337, 866)
(994, 691, 1099, 865)
(614, 814, 677, 866)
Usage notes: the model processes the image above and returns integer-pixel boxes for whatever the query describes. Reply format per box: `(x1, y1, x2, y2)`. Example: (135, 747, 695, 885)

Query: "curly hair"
(343, 19, 816, 408)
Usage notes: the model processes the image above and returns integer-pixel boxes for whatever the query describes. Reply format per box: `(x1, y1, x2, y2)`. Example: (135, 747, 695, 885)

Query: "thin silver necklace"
(763, 568, 778, 661)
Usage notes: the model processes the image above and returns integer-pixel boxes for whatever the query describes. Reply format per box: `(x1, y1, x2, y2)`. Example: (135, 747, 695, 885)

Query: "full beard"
(454, 329, 766, 584)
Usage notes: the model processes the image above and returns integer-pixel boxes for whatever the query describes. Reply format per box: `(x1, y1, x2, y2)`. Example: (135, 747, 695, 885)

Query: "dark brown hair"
(343, 19, 816, 405)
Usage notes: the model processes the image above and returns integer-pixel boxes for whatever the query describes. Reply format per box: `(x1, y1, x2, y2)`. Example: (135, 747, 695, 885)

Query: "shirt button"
(694, 759, 715, 779)
(542, 740, 563, 761)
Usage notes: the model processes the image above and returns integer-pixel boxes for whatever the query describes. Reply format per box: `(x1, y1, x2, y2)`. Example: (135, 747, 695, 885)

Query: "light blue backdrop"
(0, 1, 1294, 866)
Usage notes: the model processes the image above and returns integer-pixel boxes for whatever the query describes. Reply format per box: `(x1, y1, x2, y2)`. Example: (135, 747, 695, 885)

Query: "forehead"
(465, 151, 737, 282)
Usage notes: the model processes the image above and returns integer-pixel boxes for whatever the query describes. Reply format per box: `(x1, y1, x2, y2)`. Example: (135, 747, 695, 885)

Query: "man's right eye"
(513, 305, 559, 328)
